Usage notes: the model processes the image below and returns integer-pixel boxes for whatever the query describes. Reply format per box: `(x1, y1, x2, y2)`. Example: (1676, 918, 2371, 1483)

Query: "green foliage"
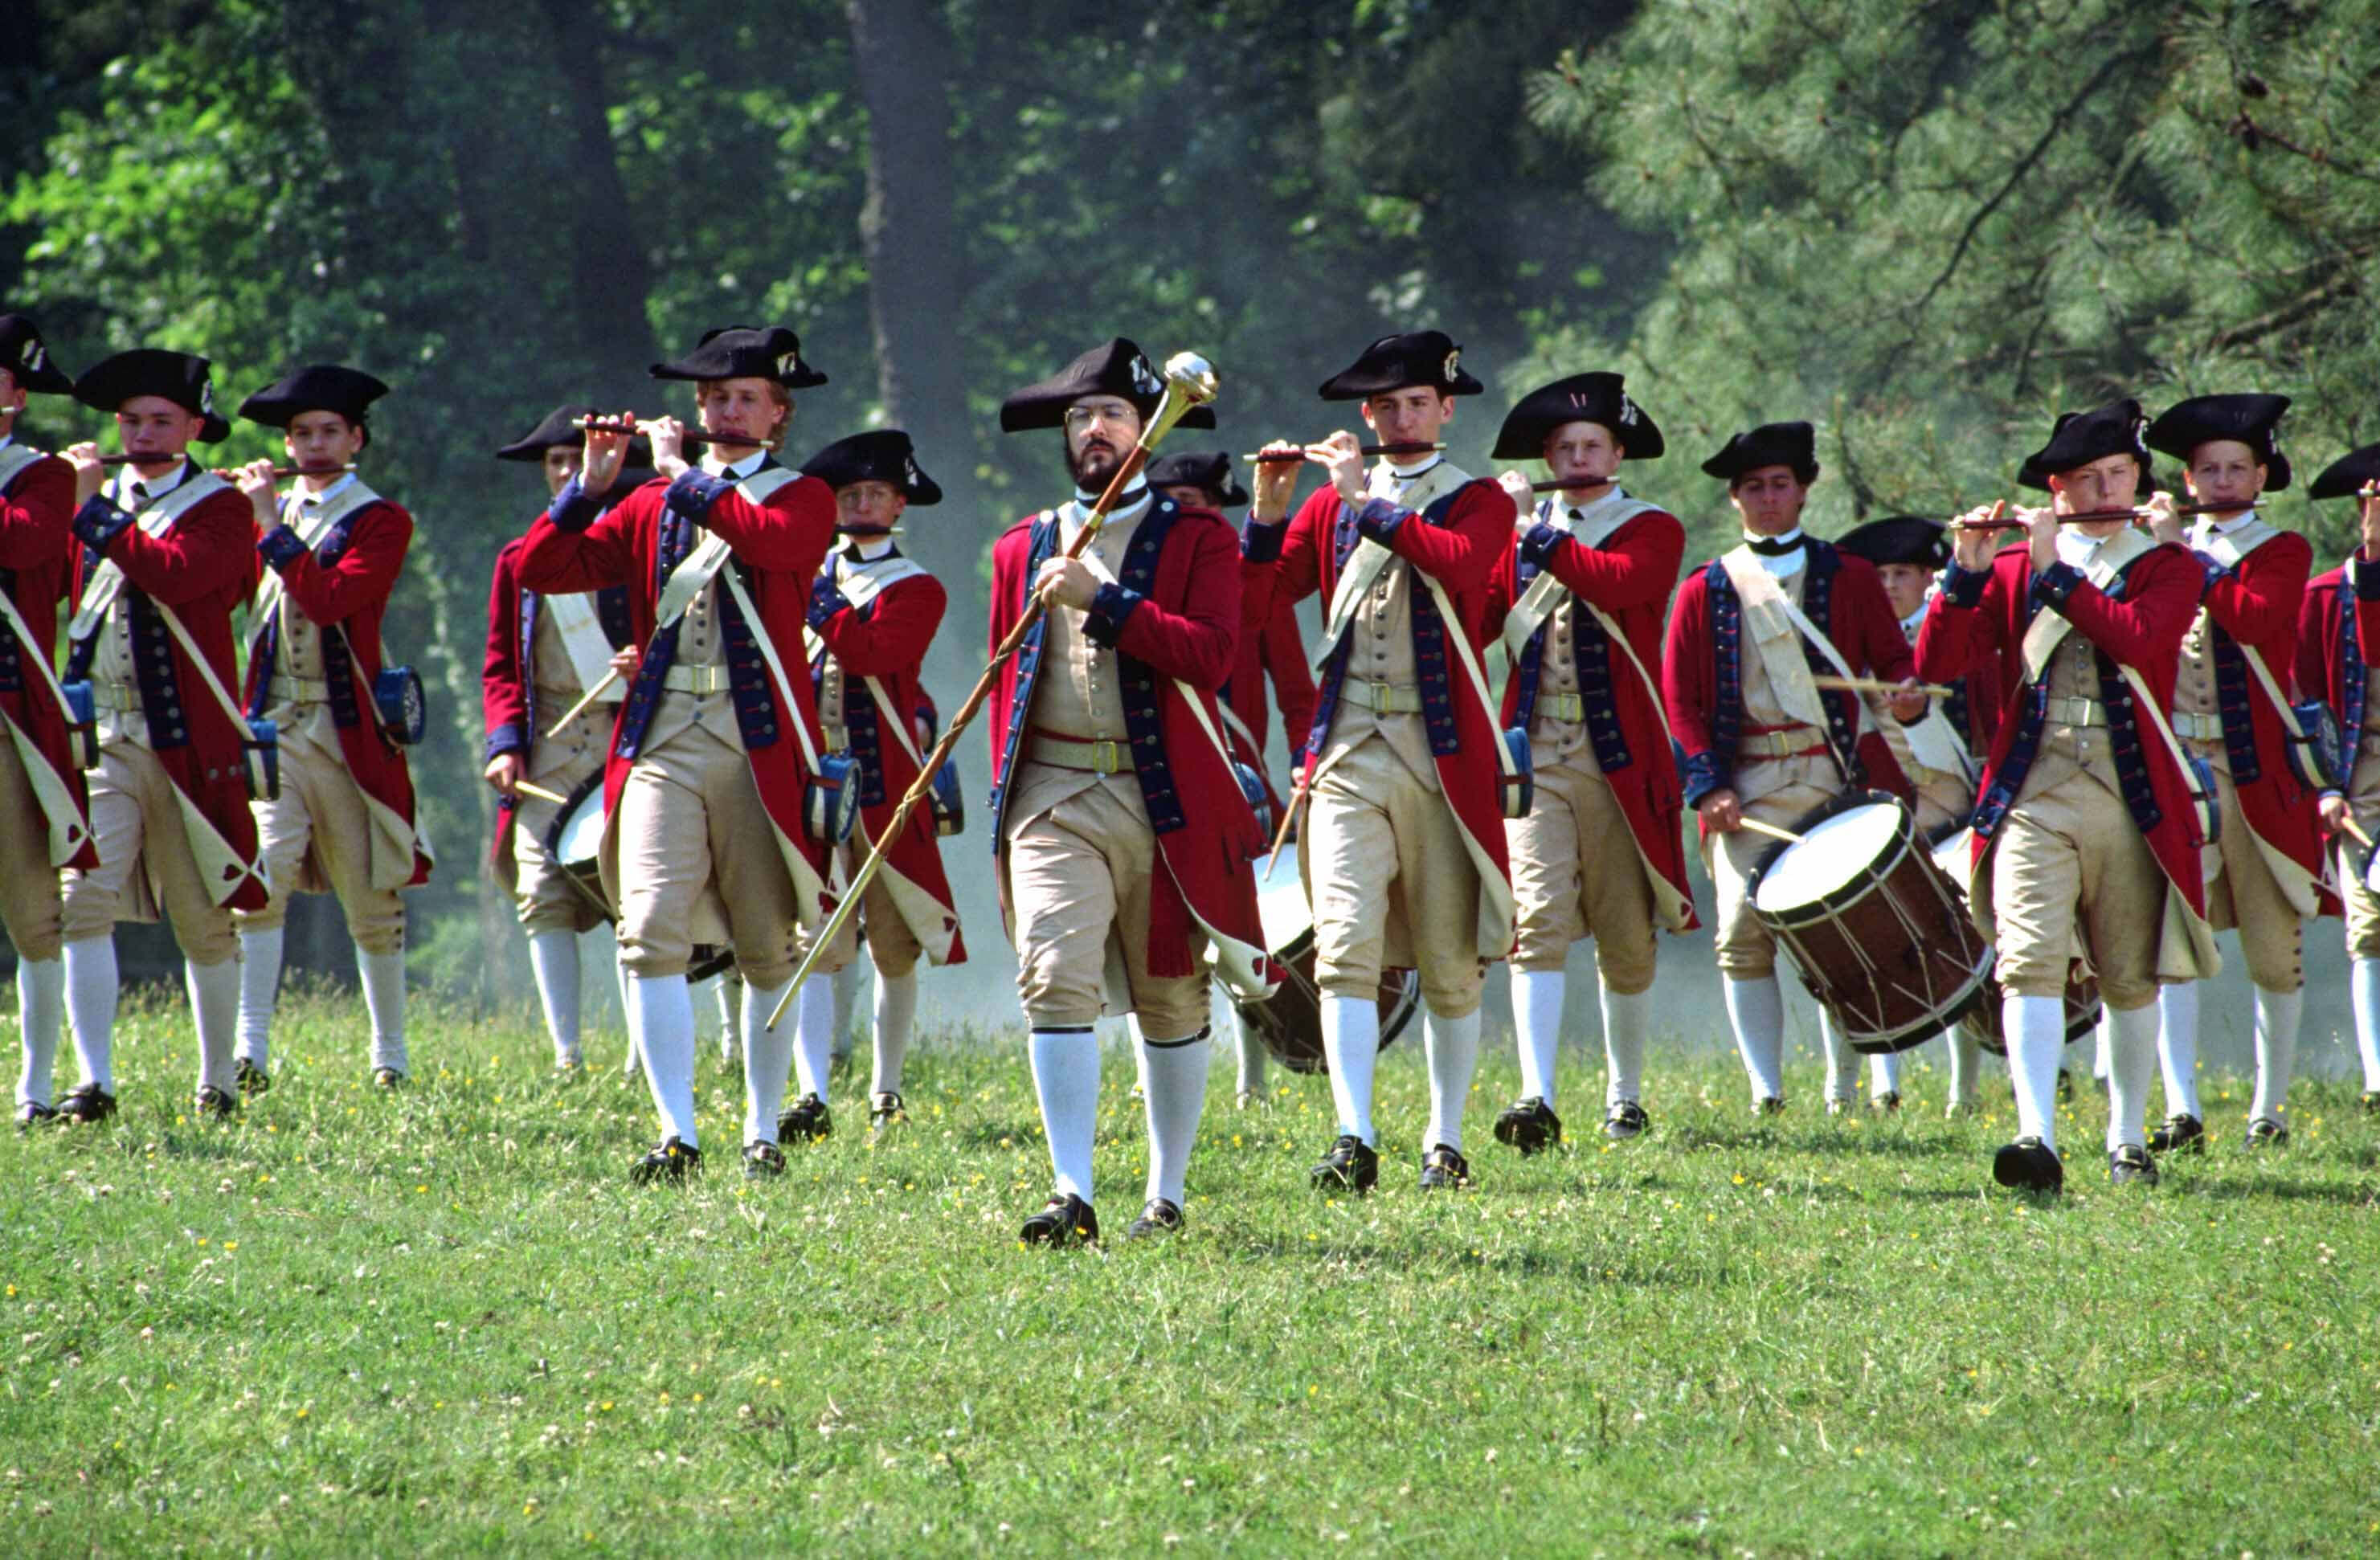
(3, 988, 2376, 1552)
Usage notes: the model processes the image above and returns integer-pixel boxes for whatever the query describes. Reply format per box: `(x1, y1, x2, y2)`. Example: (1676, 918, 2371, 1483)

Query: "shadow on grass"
(1663, 1122, 1969, 1158)
(1215, 1231, 1739, 1288)
(2167, 1178, 2380, 1207)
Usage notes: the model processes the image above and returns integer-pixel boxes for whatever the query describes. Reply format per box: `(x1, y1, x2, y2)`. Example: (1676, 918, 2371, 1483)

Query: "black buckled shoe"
(776, 1092, 832, 1143)
(1019, 1192, 1098, 1247)
(235, 1058, 271, 1096)
(1123, 1198, 1184, 1239)
(371, 1068, 407, 1090)
(742, 1141, 786, 1179)
(1752, 1096, 1786, 1117)
(2108, 1143, 2158, 1186)
(866, 1091, 906, 1137)
(1309, 1134, 1379, 1195)
(1992, 1136, 2063, 1194)
(2149, 1113, 2205, 1154)
(629, 1136, 702, 1185)
(1418, 1143, 1471, 1190)
(2243, 1115, 2290, 1150)
(58, 1082, 117, 1125)
(1604, 1100, 1650, 1141)
(1871, 1091, 1901, 1115)
(16, 1101, 57, 1132)
(195, 1084, 238, 1121)
(1492, 1096, 1560, 1156)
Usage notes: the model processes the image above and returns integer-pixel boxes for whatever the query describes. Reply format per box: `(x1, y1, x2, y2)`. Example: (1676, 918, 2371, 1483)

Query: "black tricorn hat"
(0, 314, 74, 395)
(801, 429, 942, 505)
(495, 402, 651, 465)
(1318, 329, 1484, 402)
(1144, 450, 1248, 506)
(998, 337, 1217, 434)
(651, 325, 828, 388)
(72, 349, 229, 443)
(239, 364, 389, 430)
(1492, 371, 1662, 461)
(2308, 441, 2380, 501)
(2145, 393, 2292, 492)
(1701, 421, 1817, 484)
(1834, 515, 1949, 570)
(2016, 398, 2155, 492)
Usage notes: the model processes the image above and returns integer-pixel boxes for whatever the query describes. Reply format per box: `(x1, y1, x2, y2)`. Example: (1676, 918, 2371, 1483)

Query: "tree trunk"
(534, 0, 660, 395)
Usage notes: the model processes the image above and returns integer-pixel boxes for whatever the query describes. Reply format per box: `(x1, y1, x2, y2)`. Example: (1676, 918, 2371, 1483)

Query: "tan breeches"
(1703, 778, 1838, 980)
(614, 725, 801, 986)
(1507, 759, 1656, 990)
(1989, 771, 2165, 1011)
(1306, 734, 1483, 1019)
(795, 842, 923, 979)
(60, 741, 239, 964)
(233, 729, 406, 953)
(2194, 770, 2305, 992)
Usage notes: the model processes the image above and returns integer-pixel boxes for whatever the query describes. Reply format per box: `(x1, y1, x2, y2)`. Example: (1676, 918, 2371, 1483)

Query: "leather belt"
(1339, 680, 1424, 714)
(1738, 727, 1828, 760)
(1535, 692, 1585, 722)
(1028, 734, 1128, 774)
(2043, 696, 2108, 729)
(269, 673, 331, 704)
(661, 664, 733, 695)
(92, 682, 143, 713)
(2169, 711, 2224, 741)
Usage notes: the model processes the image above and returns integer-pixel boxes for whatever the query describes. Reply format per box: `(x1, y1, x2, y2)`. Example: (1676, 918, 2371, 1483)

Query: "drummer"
(1661, 421, 1924, 1115)
(1832, 515, 1988, 1115)
(2296, 443, 2380, 1117)
(1482, 373, 1695, 1149)
(1920, 400, 2216, 1193)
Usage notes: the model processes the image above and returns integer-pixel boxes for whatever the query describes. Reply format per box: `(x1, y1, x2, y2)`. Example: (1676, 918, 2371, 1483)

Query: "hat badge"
(776, 351, 799, 379)
(2132, 416, 2149, 455)
(1442, 349, 1462, 384)
(200, 379, 216, 415)
(1617, 394, 1639, 427)
(904, 455, 920, 484)
(21, 340, 41, 371)
(1131, 354, 1163, 398)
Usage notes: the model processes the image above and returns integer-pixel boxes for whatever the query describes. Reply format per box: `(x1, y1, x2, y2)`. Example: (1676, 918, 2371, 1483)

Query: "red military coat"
(1662, 539, 1916, 838)
(987, 494, 1272, 986)
(1220, 593, 1318, 807)
(1484, 496, 1695, 930)
(808, 547, 966, 966)
(0, 446, 96, 870)
(517, 463, 840, 919)
(1240, 474, 1518, 920)
(243, 486, 433, 891)
(2183, 519, 2331, 913)
(1913, 539, 2209, 921)
(68, 467, 268, 910)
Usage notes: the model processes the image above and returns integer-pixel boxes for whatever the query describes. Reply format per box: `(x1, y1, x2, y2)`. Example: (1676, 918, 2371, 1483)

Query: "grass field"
(4, 985, 2377, 1557)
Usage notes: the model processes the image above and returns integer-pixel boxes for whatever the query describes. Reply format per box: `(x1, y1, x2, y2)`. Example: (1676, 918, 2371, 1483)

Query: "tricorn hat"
(650, 325, 827, 388)
(1318, 329, 1484, 402)
(239, 364, 389, 430)
(2016, 398, 2157, 492)
(1492, 371, 1662, 461)
(800, 429, 942, 505)
(1834, 515, 1950, 570)
(495, 402, 650, 465)
(2308, 442, 2380, 502)
(2145, 393, 2292, 492)
(1143, 450, 1248, 506)
(72, 349, 229, 443)
(0, 314, 75, 396)
(1701, 421, 1817, 485)
(999, 337, 1217, 433)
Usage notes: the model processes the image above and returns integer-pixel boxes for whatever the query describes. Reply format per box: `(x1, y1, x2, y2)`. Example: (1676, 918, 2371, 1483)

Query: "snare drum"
(542, 776, 734, 981)
(1231, 848, 1418, 1074)
(1747, 791, 1993, 1053)
(1925, 827, 2100, 1053)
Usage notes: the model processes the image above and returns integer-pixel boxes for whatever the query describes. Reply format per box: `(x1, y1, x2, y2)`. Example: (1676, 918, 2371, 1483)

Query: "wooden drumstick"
(1261, 781, 1306, 883)
(514, 780, 570, 807)
(544, 670, 620, 737)
(1812, 674, 1957, 699)
(2341, 817, 2376, 851)
(1736, 817, 1806, 846)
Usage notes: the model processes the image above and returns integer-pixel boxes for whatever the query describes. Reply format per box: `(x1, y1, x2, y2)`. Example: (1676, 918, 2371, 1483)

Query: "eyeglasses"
(1063, 404, 1139, 431)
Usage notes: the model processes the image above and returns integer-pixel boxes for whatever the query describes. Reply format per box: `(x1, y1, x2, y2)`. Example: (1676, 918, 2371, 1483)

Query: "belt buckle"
(1369, 681, 1401, 713)
(1090, 739, 1121, 774)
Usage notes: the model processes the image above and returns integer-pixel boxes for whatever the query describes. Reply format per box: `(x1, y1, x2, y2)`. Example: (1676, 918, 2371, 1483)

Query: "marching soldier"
(1146, 448, 1315, 1111)
(518, 325, 842, 1182)
(230, 367, 434, 1090)
(1244, 329, 1519, 1194)
(988, 337, 1269, 1244)
(1832, 515, 1988, 1114)
(795, 429, 967, 1137)
(1919, 401, 2218, 1191)
(0, 315, 96, 1126)
(2140, 396, 2329, 1151)
(483, 405, 638, 1071)
(56, 349, 270, 1121)
(1481, 372, 1693, 1148)
(1662, 422, 1924, 1115)
(2295, 444, 2380, 1117)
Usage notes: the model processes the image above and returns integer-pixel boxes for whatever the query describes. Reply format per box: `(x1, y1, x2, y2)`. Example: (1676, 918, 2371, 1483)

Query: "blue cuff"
(2030, 560, 2084, 611)
(1353, 497, 1409, 545)
(1085, 582, 1143, 647)
(548, 476, 605, 533)
(485, 724, 528, 763)
(2191, 550, 2228, 599)
(2355, 555, 2380, 604)
(807, 579, 852, 631)
(257, 524, 307, 570)
(1679, 745, 1729, 810)
(1241, 519, 1286, 564)
(72, 495, 135, 550)
(1519, 521, 1566, 570)
(1940, 561, 1991, 609)
(665, 470, 732, 519)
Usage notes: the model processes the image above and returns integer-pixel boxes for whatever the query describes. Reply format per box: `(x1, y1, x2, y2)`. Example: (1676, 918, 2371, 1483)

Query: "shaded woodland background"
(6, 0, 2377, 1027)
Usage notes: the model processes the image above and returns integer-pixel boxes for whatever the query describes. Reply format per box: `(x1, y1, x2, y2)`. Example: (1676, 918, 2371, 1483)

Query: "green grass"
(3, 986, 2378, 1557)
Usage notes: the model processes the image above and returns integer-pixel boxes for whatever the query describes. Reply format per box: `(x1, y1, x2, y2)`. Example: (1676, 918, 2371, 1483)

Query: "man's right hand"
(1249, 440, 1302, 521)
(1699, 788, 1743, 833)
(580, 412, 634, 498)
(64, 442, 103, 506)
(1950, 503, 2002, 571)
(485, 753, 521, 798)
(2320, 793, 2352, 837)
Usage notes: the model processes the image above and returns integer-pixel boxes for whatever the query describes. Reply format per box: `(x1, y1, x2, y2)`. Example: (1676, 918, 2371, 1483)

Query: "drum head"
(1252, 848, 1311, 956)
(1751, 797, 1909, 914)
(542, 773, 608, 865)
